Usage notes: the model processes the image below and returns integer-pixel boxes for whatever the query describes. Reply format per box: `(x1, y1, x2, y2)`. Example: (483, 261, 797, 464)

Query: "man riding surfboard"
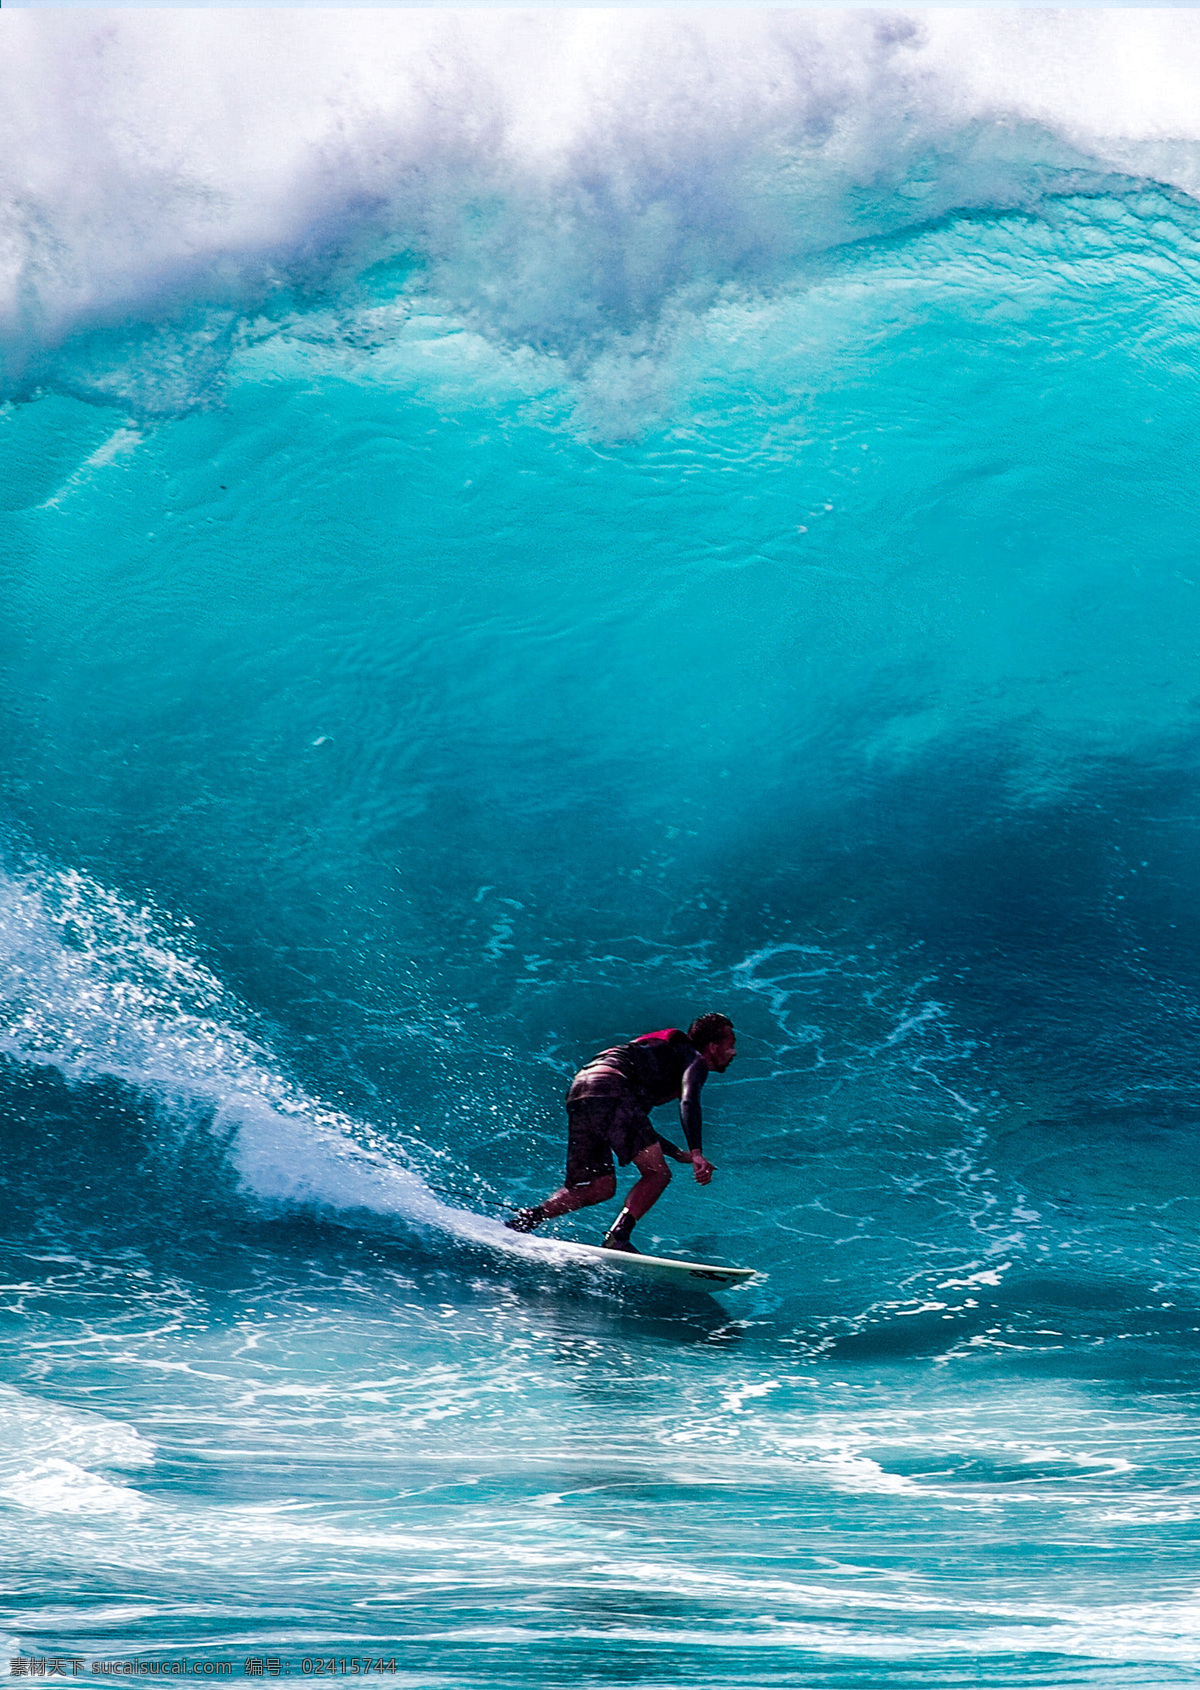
(507, 1012, 736, 1253)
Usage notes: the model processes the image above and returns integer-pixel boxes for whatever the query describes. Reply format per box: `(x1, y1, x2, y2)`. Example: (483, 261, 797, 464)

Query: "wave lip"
(0, 865, 511, 1247)
(7, 11, 1200, 405)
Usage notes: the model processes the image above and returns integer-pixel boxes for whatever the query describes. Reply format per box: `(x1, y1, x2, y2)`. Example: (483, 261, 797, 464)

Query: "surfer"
(506, 1013, 735, 1252)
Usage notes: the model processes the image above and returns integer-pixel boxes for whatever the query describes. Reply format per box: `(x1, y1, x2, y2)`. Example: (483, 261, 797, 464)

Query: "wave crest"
(6, 11, 1200, 407)
(0, 862, 488, 1237)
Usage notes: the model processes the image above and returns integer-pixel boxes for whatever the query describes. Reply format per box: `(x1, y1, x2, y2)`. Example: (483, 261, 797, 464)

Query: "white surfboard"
(562, 1241, 758, 1289)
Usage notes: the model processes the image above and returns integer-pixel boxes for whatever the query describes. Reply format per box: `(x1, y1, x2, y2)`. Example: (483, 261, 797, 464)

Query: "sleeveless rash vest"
(570, 1028, 700, 1111)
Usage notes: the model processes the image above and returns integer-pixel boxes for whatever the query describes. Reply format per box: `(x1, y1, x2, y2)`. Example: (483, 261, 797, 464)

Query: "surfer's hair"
(687, 1012, 734, 1049)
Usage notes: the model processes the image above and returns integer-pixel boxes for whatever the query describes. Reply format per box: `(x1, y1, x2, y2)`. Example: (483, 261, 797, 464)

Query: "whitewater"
(6, 7, 1200, 1685)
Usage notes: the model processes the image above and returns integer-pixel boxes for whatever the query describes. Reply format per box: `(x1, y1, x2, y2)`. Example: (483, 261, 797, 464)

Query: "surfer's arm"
(680, 1059, 715, 1185)
(655, 1133, 692, 1163)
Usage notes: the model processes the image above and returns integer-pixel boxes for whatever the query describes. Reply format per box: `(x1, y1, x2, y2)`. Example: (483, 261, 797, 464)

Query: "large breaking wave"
(9, 19, 1200, 1686)
(3, 7, 1200, 1326)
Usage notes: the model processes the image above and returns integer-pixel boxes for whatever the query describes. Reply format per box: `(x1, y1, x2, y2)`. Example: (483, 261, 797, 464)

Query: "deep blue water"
(6, 11, 1200, 1685)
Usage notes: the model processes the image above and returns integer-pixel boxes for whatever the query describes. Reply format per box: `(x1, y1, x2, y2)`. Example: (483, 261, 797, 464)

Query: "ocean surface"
(5, 10, 1200, 1684)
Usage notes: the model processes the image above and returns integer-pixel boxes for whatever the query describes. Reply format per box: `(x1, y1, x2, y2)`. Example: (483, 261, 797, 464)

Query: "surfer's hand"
(691, 1152, 714, 1185)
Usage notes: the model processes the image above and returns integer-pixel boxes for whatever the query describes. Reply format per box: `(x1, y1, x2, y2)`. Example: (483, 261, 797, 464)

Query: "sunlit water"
(5, 11, 1200, 1685)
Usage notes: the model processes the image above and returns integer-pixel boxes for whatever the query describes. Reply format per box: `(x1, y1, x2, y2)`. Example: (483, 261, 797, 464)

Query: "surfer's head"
(688, 1012, 736, 1072)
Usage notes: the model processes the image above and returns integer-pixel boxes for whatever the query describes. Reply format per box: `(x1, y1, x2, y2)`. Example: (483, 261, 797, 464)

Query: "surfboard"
(563, 1241, 758, 1289)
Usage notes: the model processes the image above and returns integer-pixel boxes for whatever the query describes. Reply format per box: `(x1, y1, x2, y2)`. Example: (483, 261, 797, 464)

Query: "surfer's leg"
(507, 1171, 616, 1231)
(506, 1102, 618, 1231)
(544, 1171, 617, 1217)
(602, 1142, 670, 1251)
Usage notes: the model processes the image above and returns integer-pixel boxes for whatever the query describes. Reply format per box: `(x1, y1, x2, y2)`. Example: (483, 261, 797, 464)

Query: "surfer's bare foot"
(601, 1234, 641, 1253)
(506, 1206, 545, 1233)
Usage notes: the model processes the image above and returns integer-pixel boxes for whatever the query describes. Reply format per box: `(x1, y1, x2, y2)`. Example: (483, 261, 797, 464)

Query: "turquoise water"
(6, 11, 1200, 1684)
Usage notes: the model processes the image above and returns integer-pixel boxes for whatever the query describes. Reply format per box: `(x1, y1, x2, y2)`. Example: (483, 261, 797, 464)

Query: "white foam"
(4, 11, 1200, 390)
(0, 1382, 151, 1518)
(0, 864, 517, 1248)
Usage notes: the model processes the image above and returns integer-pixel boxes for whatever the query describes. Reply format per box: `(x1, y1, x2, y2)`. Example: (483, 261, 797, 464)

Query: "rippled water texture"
(5, 10, 1200, 1686)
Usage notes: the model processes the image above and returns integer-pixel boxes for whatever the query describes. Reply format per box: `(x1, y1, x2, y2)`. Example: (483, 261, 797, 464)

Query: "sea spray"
(5, 13, 1200, 1685)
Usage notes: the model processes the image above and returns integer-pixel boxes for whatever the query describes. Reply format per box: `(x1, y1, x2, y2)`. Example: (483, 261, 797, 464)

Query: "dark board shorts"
(564, 1093, 659, 1188)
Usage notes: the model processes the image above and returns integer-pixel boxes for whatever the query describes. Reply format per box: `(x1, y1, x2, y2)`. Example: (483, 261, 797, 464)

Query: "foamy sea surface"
(5, 12, 1200, 1685)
